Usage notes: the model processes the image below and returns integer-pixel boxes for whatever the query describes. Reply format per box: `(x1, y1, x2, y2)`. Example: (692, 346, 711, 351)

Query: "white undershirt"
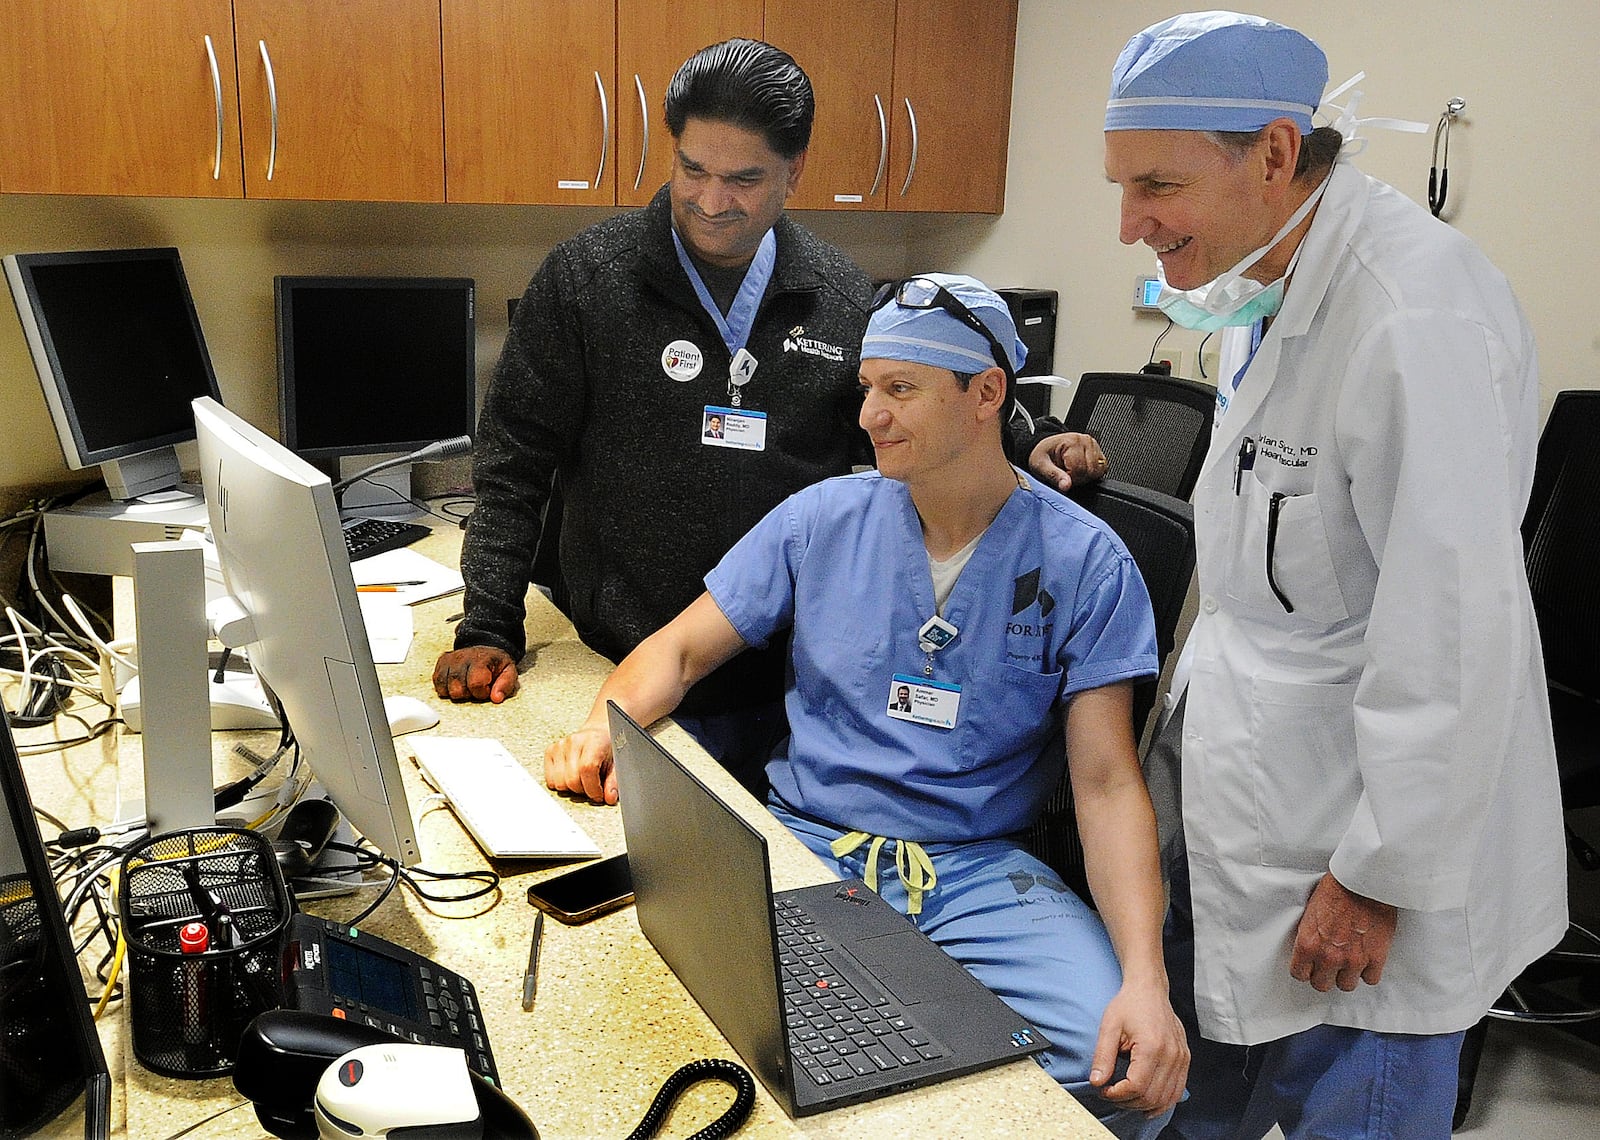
(927, 530, 986, 614)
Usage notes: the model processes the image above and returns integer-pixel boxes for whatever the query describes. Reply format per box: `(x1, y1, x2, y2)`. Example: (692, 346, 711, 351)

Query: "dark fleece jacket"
(458, 186, 873, 715)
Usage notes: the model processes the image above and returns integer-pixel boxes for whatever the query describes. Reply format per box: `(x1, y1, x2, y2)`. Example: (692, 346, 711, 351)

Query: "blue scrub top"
(705, 471, 1157, 842)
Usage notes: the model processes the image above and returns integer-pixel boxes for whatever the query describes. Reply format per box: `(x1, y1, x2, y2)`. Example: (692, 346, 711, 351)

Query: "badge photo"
(661, 339, 703, 382)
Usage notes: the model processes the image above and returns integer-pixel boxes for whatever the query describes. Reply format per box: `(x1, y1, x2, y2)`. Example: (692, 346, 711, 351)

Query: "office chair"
(1023, 479, 1196, 898)
(1454, 390, 1600, 1129)
(1063, 372, 1216, 501)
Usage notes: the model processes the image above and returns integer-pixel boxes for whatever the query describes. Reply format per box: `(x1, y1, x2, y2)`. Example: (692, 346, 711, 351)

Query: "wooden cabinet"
(614, 0, 764, 207)
(442, 0, 614, 205)
(767, 0, 1017, 214)
(235, 0, 444, 202)
(0, 0, 243, 198)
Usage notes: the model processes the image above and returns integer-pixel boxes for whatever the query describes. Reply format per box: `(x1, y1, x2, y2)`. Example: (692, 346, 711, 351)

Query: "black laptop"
(0, 706, 112, 1139)
(609, 703, 1047, 1117)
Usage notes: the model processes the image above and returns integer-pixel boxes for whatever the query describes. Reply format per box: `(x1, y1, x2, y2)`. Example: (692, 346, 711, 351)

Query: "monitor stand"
(338, 454, 422, 522)
(44, 485, 210, 577)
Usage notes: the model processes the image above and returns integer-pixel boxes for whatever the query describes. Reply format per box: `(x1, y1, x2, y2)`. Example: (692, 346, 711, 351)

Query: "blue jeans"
(771, 801, 1173, 1140)
(1162, 849, 1464, 1139)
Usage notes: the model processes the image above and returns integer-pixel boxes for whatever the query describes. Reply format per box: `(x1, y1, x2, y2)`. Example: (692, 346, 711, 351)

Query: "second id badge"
(886, 673, 961, 730)
(701, 405, 767, 451)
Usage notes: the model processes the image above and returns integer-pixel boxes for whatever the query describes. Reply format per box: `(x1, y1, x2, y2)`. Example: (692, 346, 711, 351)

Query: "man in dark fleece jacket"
(434, 39, 1104, 780)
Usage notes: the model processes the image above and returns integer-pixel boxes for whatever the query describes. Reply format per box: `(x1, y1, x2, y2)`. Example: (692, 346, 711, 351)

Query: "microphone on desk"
(331, 436, 473, 505)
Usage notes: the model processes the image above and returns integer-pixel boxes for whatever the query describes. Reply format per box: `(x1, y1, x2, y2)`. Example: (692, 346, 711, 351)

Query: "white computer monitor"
(4, 247, 223, 501)
(192, 397, 420, 867)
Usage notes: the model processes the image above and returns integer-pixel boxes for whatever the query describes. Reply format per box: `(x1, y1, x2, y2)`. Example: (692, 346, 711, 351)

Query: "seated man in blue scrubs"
(546, 274, 1188, 1134)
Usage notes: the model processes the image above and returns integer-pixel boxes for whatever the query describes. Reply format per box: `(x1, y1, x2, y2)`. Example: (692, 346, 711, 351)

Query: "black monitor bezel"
(6, 246, 223, 468)
(274, 275, 476, 461)
(0, 707, 112, 1139)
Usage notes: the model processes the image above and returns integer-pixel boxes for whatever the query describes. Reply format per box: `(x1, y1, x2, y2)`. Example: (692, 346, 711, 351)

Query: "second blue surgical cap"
(1105, 10, 1328, 135)
(861, 273, 1026, 378)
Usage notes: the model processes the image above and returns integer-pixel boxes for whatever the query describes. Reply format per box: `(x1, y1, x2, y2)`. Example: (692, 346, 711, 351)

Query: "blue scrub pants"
(1161, 848, 1464, 1139)
(770, 801, 1173, 1140)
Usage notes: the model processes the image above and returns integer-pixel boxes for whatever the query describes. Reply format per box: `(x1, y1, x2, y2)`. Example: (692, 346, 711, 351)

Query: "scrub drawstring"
(829, 832, 937, 916)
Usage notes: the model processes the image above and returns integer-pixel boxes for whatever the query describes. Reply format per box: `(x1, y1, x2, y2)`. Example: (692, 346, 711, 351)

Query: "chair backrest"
(1521, 390, 1600, 699)
(1064, 372, 1216, 500)
(1024, 479, 1196, 892)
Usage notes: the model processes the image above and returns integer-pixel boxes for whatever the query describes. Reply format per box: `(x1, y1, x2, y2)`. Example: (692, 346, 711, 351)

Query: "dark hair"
(1210, 124, 1343, 180)
(664, 39, 814, 159)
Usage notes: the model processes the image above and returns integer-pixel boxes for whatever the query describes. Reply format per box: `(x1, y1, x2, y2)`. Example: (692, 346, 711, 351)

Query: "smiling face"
(670, 117, 805, 268)
(1105, 128, 1287, 291)
(858, 358, 1005, 487)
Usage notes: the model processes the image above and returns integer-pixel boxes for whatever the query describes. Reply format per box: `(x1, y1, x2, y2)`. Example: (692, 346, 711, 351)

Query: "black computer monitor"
(0, 706, 112, 1138)
(3, 247, 223, 501)
(275, 276, 476, 461)
(193, 397, 421, 867)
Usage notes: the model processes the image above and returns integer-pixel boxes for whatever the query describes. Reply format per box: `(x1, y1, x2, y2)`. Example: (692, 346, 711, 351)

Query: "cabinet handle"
(259, 40, 279, 182)
(869, 94, 887, 198)
(204, 35, 223, 181)
(900, 98, 919, 197)
(593, 71, 609, 191)
(633, 74, 649, 192)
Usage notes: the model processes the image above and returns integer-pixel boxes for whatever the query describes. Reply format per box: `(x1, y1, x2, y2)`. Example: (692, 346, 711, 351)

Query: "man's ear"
(785, 149, 808, 197)
(1261, 118, 1303, 189)
(971, 365, 1009, 421)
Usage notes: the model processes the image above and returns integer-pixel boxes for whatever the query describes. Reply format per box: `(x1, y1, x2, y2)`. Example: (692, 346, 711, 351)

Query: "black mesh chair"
(1023, 479, 1196, 897)
(1063, 372, 1216, 501)
(1455, 389, 1600, 1128)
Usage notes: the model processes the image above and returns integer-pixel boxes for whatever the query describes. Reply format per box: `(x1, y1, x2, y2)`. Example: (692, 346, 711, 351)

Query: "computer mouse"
(273, 798, 342, 879)
(383, 694, 440, 736)
(314, 1043, 479, 1140)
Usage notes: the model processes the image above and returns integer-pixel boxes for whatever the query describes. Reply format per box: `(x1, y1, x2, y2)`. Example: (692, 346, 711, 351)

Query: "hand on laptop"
(545, 724, 619, 806)
(1088, 976, 1189, 1116)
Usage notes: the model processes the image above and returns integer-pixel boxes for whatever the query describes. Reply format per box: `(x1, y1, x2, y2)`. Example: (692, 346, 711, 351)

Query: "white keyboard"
(408, 737, 600, 859)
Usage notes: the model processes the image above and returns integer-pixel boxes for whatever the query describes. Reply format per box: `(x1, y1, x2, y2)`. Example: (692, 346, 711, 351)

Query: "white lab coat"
(1180, 161, 1568, 1045)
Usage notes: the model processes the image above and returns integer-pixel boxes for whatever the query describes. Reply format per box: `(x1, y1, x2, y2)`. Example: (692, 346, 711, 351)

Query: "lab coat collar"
(1198, 162, 1371, 478)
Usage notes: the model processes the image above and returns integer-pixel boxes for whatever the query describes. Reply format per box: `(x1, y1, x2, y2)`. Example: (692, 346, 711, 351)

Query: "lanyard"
(670, 227, 777, 357)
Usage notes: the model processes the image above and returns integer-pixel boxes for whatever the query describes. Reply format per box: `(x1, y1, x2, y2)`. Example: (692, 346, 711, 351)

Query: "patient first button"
(1201, 596, 1219, 614)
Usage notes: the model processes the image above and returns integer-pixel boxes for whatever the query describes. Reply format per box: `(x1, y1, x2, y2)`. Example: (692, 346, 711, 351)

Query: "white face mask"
(1155, 172, 1331, 333)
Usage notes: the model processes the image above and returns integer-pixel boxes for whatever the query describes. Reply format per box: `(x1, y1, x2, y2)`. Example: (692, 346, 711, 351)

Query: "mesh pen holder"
(118, 828, 291, 1078)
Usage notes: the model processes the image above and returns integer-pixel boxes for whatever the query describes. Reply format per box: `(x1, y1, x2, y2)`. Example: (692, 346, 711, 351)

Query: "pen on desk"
(357, 580, 427, 592)
(522, 911, 544, 1011)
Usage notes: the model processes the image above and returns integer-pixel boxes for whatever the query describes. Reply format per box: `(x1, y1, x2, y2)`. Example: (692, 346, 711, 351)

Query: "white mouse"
(314, 1043, 478, 1140)
(383, 694, 440, 736)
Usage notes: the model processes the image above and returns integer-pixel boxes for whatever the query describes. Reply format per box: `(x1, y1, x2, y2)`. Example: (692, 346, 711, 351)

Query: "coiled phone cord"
(624, 1058, 757, 1140)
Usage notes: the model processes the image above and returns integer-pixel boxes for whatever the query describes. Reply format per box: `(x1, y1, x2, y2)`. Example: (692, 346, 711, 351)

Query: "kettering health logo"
(782, 325, 845, 362)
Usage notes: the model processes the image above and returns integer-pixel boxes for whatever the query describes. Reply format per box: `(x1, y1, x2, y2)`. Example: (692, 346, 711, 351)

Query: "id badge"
(886, 673, 961, 730)
(702, 405, 767, 451)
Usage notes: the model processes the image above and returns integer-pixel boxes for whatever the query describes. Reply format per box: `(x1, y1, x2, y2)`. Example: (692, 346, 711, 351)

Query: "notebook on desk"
(609, 703, 1047, 1118)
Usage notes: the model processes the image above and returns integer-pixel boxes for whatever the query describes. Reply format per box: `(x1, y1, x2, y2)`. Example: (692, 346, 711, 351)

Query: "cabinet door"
(615, 0, 764, 208)
(442, 0, 614, 205)
(235, 0, 444, 202)
(888, 0, 1017, 213)
(0, 0, 242, 197)
(765, 0, 896, 212)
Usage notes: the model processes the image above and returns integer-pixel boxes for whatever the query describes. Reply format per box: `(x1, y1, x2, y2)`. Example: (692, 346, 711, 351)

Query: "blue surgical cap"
(1105, 11, 1328, 135)
(861, 273, 1026, 378)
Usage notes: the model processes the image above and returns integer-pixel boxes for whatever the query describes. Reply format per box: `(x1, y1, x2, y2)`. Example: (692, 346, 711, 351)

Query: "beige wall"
(913, 0, 1599, 420)
(3, 1, 1594, 499)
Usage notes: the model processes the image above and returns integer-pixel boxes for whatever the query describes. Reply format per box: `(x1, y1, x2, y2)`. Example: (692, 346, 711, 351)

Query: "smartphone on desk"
(526, 853, 633, 924)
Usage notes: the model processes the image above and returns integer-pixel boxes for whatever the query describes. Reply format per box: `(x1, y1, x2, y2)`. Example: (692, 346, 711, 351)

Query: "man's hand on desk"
(545, 725, 618, 806)
(433, 646, 520, 703)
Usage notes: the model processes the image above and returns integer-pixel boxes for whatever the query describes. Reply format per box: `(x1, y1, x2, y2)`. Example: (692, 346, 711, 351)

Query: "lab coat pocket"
(1226, 477, 1349, 624)
(958, 662, 1064, 772)
(1248, 677, 1361, 871)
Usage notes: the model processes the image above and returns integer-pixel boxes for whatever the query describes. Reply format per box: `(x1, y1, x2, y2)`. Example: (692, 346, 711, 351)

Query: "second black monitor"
(276, 276, 476, 460)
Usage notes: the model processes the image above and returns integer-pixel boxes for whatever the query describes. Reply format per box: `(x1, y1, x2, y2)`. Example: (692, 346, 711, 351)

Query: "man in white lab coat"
(1099, 12, 1568, 1138)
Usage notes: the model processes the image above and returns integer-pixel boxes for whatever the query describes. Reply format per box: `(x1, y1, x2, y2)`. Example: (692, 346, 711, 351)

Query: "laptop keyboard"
(774, 894, 950, 1088)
